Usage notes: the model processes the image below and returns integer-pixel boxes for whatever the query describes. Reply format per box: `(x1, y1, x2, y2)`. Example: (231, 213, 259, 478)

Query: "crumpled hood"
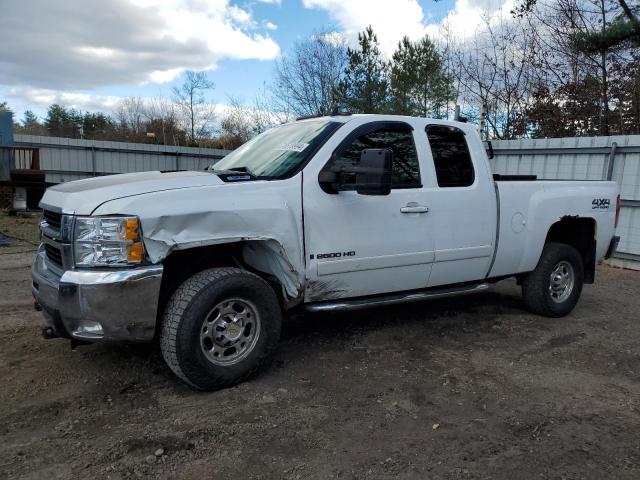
(40, 170, 224, 215)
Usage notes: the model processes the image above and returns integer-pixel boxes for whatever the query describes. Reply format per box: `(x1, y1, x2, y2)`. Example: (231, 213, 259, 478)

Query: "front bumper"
(31, 246, 163, 342)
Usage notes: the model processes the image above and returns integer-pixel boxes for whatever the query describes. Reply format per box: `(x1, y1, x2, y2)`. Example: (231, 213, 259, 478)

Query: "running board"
(304, 282, 490, 313)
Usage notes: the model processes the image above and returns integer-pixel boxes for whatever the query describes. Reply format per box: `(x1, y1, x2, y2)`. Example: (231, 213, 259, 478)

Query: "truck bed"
(489, 180, 618, 278)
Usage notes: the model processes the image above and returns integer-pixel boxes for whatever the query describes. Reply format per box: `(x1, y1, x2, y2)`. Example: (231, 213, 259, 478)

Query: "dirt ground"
(1, 214, 639, 480)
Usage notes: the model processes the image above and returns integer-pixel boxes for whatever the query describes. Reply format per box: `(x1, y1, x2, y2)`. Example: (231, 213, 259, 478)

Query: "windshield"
(213, 120, 341, 179)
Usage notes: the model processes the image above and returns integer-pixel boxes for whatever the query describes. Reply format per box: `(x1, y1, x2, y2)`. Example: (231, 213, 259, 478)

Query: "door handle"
(400, 202, 429, 214)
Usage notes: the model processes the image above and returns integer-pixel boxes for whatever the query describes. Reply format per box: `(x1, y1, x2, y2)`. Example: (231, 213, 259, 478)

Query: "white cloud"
(315, 31, 347, 47)
(0, 0, 280, 90)
(425, 0, 516, 41)
(149, 68, 186, 85)
(303, 0, 515, 53)
(6, 87, 123, 113)
(256, 0, 282, 5)
(226, 4, 257, 27)
(264, 21, 278, 31)
(302, 0, 428, 54)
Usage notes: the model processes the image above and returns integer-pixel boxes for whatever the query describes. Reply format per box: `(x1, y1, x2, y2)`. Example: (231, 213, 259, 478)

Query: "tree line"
(453, 0, 639, 138)
(2, 0, 639, 144)
(274, 0, 639, 139)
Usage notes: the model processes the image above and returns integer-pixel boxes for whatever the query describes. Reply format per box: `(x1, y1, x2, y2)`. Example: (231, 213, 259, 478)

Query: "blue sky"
(125, 0, 456, 104)
(207, 0, 456, 102)
(0, 0, 478, 120)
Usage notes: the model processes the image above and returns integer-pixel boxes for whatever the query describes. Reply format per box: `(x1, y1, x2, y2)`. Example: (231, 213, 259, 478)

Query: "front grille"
(44, 243, 63, 268)
(43, 210, 62, 229)
(40, 211, 71, 269)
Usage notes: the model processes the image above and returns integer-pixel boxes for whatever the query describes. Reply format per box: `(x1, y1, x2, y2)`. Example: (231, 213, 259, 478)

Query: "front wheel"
(160, 267, 282, 391)
(521, 242, 584, 318)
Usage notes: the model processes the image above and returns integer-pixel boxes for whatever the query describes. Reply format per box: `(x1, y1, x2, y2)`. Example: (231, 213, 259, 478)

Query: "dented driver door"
(302, 119, 435, 302)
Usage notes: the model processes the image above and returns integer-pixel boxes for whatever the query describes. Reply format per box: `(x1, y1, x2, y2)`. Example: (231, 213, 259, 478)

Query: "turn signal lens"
(125, 218, 140, 241)
(128, 242, 144, 262)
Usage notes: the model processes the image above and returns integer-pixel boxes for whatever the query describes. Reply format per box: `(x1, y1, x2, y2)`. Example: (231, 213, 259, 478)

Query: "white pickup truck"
(32, 114, 620, 390)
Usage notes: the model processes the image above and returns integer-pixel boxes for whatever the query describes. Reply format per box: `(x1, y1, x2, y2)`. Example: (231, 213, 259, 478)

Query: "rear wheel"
(160, 267, 282, 391)
(522, 242, 584, 318)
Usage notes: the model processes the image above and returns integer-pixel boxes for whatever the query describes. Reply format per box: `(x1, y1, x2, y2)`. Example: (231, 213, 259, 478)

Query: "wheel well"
(156, 242, 291, 330)
(159, 243, 238, 313)
(545, 217, 596, 283)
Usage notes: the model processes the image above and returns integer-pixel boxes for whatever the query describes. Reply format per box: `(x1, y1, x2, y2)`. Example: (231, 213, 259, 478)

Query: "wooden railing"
(0, 147, 40, 171)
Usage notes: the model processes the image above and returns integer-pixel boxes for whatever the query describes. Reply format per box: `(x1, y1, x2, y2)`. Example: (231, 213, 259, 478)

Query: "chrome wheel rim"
(549, 260, 575, 303)
(200, 298, 261, 366)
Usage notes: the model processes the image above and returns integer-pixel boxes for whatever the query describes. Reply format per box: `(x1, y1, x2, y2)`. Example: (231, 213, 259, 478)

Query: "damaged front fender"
(91, 177, 307, 302)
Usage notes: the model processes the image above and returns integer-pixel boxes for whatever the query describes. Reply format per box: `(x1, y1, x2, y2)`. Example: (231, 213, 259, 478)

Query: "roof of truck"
(295, 113, 472, 129)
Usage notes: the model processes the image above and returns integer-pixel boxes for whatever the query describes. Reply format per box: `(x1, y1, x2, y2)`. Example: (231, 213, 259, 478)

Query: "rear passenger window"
(332, 125, 421, 188)
(426, 125, 475, 187)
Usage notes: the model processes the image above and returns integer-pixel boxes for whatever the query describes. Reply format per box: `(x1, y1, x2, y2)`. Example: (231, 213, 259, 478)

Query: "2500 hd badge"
(315, 251, 356, 260)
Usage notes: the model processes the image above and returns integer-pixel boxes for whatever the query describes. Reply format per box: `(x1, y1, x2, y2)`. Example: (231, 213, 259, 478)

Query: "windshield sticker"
(276, 142, 309, 152)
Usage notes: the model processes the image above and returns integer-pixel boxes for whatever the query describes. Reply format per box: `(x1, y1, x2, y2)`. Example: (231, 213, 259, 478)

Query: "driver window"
(331, 125, 421, 189)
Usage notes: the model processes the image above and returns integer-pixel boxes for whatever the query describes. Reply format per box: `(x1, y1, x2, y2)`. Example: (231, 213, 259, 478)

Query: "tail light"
(615, 194, 621, 228)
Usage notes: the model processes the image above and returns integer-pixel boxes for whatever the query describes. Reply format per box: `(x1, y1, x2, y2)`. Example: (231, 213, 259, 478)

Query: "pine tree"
(21, 110, 42, 134)
(334, 26, 390, 113)
(388, 37, 416, 115)
(45, 104, 81, 138)
(82, 112, 115, 139)
(389, 36, 454, 117)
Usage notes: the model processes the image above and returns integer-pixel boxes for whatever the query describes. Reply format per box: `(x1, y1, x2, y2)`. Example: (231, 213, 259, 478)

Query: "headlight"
(73, 216, 144, 267)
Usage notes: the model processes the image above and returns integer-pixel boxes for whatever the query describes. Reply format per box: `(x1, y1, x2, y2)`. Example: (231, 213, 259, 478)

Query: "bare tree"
(449, 13, 537, 139)
(217, 90, 287, 149)
(115, 97, 146, 137)
(113, 96, 187, 145)
(253, 83, 291, 129)
(518, 0, 634, 135)
(172, 71, 215, 144)
(144, 96, 183, 146)
(217, 98, 255, 149)
(272, 30, 348, 116)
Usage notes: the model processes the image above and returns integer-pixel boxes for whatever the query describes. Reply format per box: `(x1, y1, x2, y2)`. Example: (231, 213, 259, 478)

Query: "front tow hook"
(41, 326, 58, 339)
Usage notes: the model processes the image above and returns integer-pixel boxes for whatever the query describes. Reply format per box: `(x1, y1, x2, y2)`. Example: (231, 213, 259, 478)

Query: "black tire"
(160, 267, 282, 391)
(522, 242, 584, 318)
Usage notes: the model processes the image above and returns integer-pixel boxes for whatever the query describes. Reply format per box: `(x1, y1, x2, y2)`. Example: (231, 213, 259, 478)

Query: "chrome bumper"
(31, 246, 163, 342)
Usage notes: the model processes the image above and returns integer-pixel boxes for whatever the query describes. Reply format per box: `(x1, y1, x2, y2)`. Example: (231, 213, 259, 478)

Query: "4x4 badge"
(592, 198, 610, 210)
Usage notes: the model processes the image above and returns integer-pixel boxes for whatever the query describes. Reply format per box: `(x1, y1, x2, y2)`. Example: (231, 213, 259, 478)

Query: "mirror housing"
(319, 148, 392, 195)
(355, 148, 392, 195)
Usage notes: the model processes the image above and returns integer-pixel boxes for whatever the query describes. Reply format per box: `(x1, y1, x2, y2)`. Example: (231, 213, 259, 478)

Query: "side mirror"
(318, 148, 393, 195)
(355, 148, 392, 195)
